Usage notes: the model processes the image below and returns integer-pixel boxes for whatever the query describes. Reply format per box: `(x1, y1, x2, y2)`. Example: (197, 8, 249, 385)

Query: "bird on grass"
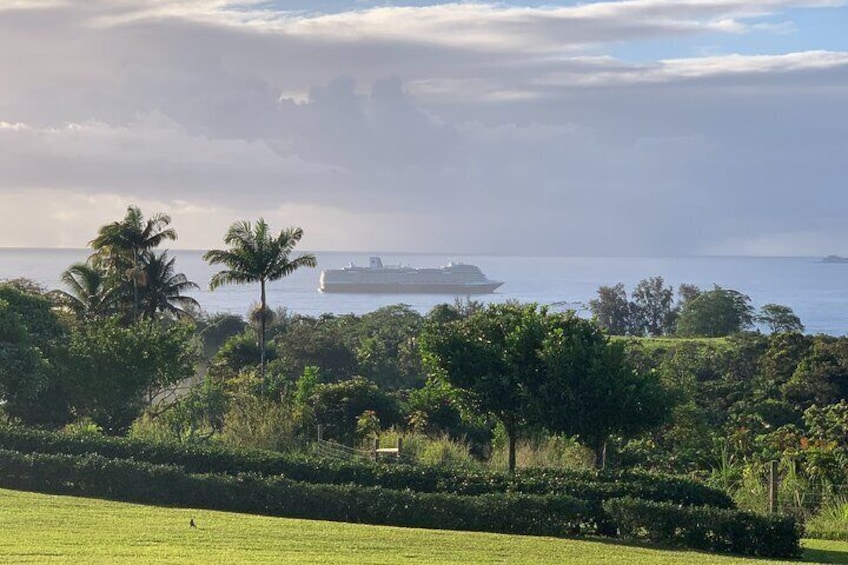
(190, 518, 197, 528)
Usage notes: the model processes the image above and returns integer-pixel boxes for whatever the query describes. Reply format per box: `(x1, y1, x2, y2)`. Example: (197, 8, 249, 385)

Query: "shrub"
(603, 497, 802, 558)
(489, 434, 595, 471)
(805, 496, 848, 541)
(0, 448, 590, 537)
(0, 424, 732, 508)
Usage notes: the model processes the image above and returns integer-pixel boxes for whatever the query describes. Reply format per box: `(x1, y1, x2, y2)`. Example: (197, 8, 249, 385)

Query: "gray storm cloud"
(0, 1, 846, 255)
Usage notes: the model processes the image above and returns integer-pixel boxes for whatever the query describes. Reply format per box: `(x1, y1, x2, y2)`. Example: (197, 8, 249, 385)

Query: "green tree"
(535, 313, 671, 467)
(308, 376, 401, 445)
(355, 305, 424, 390)
(196, 313, 248, 360)
(137, 251, 200, 320)
(756, 303, 804, 334)
(66, 317, 199, 433)
(677, 283, 701, 308)
(588, 283, 633, 335)
(782, 336, 848, 409)
(274, 317, 358, 383)
(406, 379, 489, 442)
(50, 262, 118, 321)
(0, 298, 50, 422)
(422, 302, 669, 471)
(145, 377, 229, 443)
(421, 303, 546, 472)
(204, 219, 317, 382)
(756, 332, 812, 398)
(631, 276, 676, 336)
(0, 284, 71, 426)
(207, 330, 276, 381)
(676, 286, 754, 337)
(89, 206, 177, 322)
(805, 400, 848, 449)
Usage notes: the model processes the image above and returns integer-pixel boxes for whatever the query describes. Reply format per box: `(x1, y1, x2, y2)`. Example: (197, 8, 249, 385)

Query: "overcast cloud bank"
(1, 0, 846, 255)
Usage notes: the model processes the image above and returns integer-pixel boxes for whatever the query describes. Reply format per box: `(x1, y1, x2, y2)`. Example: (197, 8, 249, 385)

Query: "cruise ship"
(319, 257, 503, 294)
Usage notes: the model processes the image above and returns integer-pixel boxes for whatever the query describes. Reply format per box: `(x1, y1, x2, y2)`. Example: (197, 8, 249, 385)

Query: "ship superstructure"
(319, 257, 503, 294)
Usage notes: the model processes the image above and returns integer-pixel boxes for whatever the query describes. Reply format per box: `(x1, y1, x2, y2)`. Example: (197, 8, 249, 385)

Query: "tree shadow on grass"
(572, 535, 848, 563)
(803, 547, 848, 564)
(568, 535, 797, 562)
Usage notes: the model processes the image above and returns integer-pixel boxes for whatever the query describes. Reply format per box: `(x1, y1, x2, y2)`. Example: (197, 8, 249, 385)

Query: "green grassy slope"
(0, 488, 845, 564)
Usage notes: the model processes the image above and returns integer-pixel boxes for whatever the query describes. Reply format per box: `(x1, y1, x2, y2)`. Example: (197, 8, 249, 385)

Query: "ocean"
(1, 249, 847, 336)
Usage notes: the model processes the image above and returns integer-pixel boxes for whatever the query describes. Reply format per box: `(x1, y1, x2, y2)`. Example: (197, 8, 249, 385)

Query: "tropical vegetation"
(203, 219, 317, 381)
(5, 205, 848, 560)
(2, 488, 843, 565)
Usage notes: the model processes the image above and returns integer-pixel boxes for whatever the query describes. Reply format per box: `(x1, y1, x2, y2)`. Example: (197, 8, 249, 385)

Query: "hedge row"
(0, 448, 590, 537)
(0, 448, 802, 557)
(604, 497, 803, 558)
(0, 425, 732, 508)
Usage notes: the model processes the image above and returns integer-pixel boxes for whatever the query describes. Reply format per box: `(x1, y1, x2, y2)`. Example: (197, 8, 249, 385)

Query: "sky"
(1, 0, 846, 256)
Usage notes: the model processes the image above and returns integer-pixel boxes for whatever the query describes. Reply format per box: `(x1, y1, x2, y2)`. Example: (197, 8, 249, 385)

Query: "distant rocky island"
(822, 255, 848, 263)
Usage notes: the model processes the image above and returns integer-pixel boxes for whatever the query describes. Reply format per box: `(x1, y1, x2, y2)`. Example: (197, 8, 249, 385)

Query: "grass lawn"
(0, 488, 845, 564)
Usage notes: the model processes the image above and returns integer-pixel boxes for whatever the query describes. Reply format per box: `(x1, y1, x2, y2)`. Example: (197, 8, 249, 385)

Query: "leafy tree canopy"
(307, 376, 401, 445)
(676, 286, 754, 338)
(756, 303, 805, 334)
(66, 317, 199, 434)
(421, 302, 669, 470)
(589, 283, 633, 336)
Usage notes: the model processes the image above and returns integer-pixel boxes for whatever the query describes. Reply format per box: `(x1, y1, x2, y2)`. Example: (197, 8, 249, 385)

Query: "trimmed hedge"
(0, 448, 803, 557)
(0, 448, 590, 537)
(0, 425, 732, 508)
(603, 497, 802, 558)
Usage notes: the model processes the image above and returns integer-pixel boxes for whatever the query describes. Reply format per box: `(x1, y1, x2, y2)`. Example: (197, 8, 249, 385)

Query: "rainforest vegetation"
(2, 206, 848, 555)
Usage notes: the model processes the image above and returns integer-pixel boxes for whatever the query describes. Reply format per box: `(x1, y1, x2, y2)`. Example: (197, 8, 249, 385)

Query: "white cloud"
(0, 0, 846, 254)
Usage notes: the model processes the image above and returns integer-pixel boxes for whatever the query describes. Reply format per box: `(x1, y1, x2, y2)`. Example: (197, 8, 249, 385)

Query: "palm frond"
(209, 270, 258, 290)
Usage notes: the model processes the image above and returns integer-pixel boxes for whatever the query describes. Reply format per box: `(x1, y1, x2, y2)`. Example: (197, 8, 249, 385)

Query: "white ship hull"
(319, 257, 503, 295)
(320, 281, 503, 294)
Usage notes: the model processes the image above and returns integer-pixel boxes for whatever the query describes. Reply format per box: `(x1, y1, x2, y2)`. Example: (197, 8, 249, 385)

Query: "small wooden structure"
(370, 437, 403, 461)
(316, 425, 403, 461)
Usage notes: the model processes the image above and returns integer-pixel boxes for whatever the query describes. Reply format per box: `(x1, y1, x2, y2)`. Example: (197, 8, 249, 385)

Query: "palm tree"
(90, 206, 177, 322)
(203, 219, 317, 380)
(50, 262, 118, 320)
(138, 251, 201, 321)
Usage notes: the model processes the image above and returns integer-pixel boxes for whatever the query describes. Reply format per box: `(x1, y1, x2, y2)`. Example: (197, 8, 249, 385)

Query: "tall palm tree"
(89, 206, 177, 321)
(138, 251, 201, 321)
(203, 219, 317, 380)
(50, 262, 118, 320)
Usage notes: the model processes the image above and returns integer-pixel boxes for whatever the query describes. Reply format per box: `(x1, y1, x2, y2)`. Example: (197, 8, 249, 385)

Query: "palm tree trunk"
(260, 278, 267, 384)
(133, 250, 139, 323)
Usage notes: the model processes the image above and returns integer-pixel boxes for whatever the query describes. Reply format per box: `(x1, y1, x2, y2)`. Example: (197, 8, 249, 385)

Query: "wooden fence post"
(769, 460, 779, 514)
(371, 438, 378, 461)
(396, 437, 403, 459)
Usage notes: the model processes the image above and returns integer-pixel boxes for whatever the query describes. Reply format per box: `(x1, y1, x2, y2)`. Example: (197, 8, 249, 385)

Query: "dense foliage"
(0, 441, 799, 556)
(0, 425, 732, 507)
(0, 205, 836, 558)
(0, 448, 590, 537)
(64, 206, 199, 323)
(0, 207, 200, 430)
(421, 303, 670, 470)
(604, 497, 802, 558)
(589, 278, 797, 338)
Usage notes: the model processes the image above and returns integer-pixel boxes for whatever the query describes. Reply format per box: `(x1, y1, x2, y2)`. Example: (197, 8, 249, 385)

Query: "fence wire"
(315, 439, 373, 462)
(314, 436, 412, 464)
(718, 461, 848, 516)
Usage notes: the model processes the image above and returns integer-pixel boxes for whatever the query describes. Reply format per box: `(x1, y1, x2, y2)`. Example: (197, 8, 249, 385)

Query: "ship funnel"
(369, 257, 384, 269)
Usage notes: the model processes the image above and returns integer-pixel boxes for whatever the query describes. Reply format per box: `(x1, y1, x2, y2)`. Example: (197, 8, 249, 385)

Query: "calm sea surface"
(2, 249, 847, 336)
